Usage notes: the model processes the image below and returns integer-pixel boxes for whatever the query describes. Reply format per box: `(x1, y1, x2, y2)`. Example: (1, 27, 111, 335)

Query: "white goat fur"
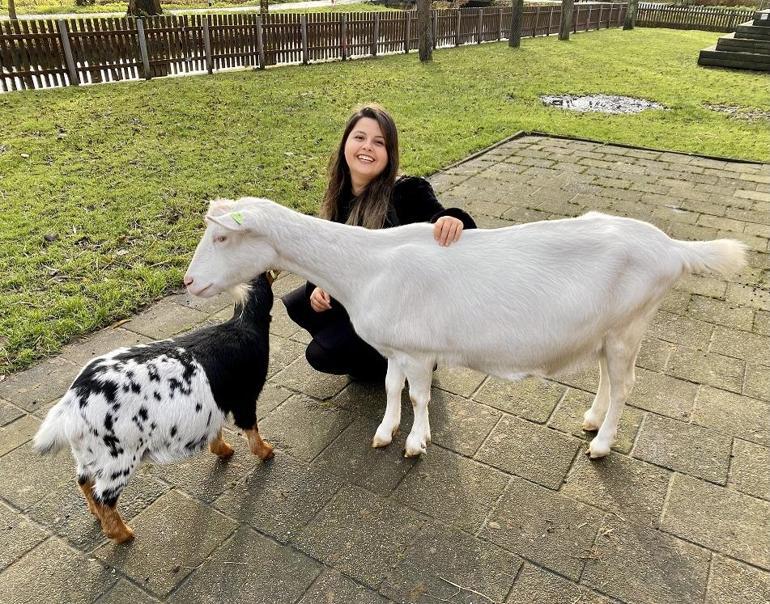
(185, 198, 747, 458)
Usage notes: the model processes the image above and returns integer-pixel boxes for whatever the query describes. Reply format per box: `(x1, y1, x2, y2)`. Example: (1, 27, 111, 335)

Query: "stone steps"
(699, 10, 770, 71)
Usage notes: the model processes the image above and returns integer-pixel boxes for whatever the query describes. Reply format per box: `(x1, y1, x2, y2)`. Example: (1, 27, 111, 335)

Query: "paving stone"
(667, 348, 745, 394)
(258, 394, 354, 462)
(506, 563, 611, 604)
(635, 337, 674, 372)
(649, 310, 714, 349)
(99, 580, 159, 604)
(0, 442, 73, 510)
(432, 366, 486, 397)
(676, 274, 728, 299)
(267, 335, 307, 379)
(479, 476, 603, 580)
(553, 366, 597, 394)
(473, 377, 565, 423)
(476, 415, 579, 489)
(627, 368, 697, 420)
(166, 288, 233, 314)
(0, 398, 24, 427)
(298, 569, 392, 604)
(148, 429, 268, 503)
(711, 326, 770, 366)
(661, 473, 770, 569)
(0, 414, 39, 457)
(726, 282, 770, 311)
(59, 327, 151, 367)
(214, 451, 343, 543)
(268, 300, 302, 339)
(312, 416, 417, 496)
(0, 501, 48, 571)
(272, 356, 349, 399)
(252, 382, 293, 420)
(330, 380, 394, 418)
(562, 453, 671, 528)
(0, 356, 80, 412)
(428, 388, 502, 457)
(95, 491, 236, 597)
(755, 310, 770, 336)
(392, 445, 509, 534)
(122, 300, 209, 340)
(659, 288, 690, 314)
(169, 526, 320, 604)
(381, 522, 522, 604)
(729, 439, 770, 501)
(28, 466, 169, 552)
(293, 485, 424, 588)
(692, 386, 769, 446)
(547, 389, 643, 454)
(688, 294, 755, 331)
(632, 414, 732, 484)
(744, 363, 770, 402)
(706, 555, 770, 604)
(0, 537, 117, 604)
(582, 516, 710, 604)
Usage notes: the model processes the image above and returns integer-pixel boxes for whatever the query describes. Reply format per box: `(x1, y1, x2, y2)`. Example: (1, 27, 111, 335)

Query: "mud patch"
(541, 94, 665, 114)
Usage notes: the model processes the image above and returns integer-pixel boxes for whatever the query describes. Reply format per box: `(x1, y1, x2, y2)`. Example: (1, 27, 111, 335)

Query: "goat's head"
(184, 198, 279, 297)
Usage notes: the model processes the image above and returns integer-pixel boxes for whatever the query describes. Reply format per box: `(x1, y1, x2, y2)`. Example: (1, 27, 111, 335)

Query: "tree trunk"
(8, 0, 17, 20)
(624, 0, 639, 30)
(509, 0, 523, 48)
(260, 0, 269, 15)
(417, 0, 432, 61)
(559, 0, 574, 40)
(127, 0, 163, 16)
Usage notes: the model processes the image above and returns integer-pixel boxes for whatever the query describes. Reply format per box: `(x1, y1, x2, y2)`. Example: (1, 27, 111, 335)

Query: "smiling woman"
(281, 104, 477, 382)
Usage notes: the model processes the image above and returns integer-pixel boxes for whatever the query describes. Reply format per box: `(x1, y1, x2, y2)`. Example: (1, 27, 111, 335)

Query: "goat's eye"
(214, 235, 227, 244)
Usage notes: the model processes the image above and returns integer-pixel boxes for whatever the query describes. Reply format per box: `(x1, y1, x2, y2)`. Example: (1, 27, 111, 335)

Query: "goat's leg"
(583, 353, 610, 431)
(403, 359, 434, 458)
(95, 501, 134, 543)
(588, 331, 642, 459)
(372, 359, 406, 448)
(209, 429, 235, 459)
(77, 475, 100, 519)
(93, 456, 137, 542)
(244, 426, 274, 460)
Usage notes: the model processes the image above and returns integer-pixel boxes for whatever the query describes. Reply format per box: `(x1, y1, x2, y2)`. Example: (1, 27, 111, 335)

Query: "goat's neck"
(264, 206, 384, 309)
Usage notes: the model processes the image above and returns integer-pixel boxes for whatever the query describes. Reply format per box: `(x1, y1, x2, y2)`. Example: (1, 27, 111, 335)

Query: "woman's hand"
(310, 287, 332, 312)
(433, 216, 464, 247)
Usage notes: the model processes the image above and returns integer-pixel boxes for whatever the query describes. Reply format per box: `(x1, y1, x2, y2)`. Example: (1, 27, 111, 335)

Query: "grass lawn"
(1, 27, 768, 375)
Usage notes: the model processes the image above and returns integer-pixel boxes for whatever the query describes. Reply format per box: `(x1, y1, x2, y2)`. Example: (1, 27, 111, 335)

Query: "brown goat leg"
(78, 478, 100, 519)
(245, 426, 274, 460)
(209, 429, 234, 459)
(96, 502, 134, 543)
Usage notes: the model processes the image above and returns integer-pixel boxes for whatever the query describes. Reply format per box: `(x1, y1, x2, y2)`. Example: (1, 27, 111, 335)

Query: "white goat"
(185, 198, 747, 459)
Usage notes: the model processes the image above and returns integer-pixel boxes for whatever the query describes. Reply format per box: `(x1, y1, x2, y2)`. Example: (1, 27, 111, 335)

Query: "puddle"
(541, 94, 665, 114)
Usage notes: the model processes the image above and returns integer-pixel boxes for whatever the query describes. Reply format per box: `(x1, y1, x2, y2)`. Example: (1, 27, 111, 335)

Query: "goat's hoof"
(372, 426, 395, 448)
(109, 527, 135, 544)
(404, 439, 427, 457)
(256, 443, 274, 461)
(581, 413, 602, 432)
(210, 441, 235, 459)
(587, 440, 611, 459)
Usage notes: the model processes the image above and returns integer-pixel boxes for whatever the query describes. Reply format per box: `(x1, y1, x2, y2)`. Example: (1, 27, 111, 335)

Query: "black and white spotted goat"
(33, 273, 276, 543)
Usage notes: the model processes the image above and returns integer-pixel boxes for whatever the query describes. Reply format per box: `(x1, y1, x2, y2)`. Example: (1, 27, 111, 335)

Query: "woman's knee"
(305, 340, 347, 375)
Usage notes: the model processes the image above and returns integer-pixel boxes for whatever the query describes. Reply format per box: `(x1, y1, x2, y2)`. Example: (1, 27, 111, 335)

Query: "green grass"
(1, 27, 768, 375)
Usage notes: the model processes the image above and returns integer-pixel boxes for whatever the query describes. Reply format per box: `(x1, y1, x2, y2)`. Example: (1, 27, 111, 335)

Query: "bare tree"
(127, 0, 163, 16)
(509, 0, 523, 48)
(417, 0, 432, 61)
(8, 0, 17, 20)
(260, 0, 268, 15)
(624, 0, 639, 30)
(559, 0, 574, 40)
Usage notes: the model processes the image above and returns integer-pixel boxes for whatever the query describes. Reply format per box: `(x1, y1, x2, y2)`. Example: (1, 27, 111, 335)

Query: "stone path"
(1, 134, 768, 603)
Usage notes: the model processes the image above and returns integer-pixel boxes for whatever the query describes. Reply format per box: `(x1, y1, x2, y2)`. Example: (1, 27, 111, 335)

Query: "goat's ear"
(205, 211, 251, 232)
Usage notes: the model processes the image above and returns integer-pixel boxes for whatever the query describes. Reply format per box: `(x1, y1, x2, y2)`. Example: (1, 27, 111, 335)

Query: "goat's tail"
(676, 239, 748, 278)
(33, 397, 71, 455)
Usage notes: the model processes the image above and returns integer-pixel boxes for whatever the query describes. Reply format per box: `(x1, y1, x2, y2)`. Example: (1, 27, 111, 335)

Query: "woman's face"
(344, 117, 388, 190)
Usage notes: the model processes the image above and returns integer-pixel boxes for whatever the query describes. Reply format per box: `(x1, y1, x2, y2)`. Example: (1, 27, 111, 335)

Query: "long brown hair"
(320, 105, 400, 230)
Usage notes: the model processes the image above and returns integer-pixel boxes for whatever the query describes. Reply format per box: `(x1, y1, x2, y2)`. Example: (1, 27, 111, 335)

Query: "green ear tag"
(231, 212, 244, 225)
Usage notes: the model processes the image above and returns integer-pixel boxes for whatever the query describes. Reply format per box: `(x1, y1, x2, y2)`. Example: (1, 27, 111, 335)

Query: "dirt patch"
(704, 103, 770, 121)
(541, 94, 665, 114)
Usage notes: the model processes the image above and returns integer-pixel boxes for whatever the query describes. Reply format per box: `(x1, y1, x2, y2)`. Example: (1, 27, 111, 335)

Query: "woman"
(282, 105, 476, 381)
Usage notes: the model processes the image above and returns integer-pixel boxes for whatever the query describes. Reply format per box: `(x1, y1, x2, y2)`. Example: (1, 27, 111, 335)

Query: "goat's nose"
(183, 275, 194, 287)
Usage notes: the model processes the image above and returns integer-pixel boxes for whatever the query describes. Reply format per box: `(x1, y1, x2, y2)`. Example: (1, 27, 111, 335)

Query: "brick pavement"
(1, 134, 768, 603)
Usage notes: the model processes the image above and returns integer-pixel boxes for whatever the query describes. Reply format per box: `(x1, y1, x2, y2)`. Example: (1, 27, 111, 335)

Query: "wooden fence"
(1, 4, 627, 92)
(636, 3, 755, 32)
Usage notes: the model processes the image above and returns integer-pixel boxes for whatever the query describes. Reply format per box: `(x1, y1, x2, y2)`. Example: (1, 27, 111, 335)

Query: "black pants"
(282, 285, 388, 381)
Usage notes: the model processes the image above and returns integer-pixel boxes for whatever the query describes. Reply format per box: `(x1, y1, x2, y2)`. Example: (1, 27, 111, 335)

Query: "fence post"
(342, 13, 348, 60)
(455, 9, 461, 46)
(498, 7, 503, 40)
(202, 16, 213, 74)
(135, 17, 152, 80)
(432, 10, 437, 49)
(586, 4, 592, 30)
(372, 12, 379, 56)
(56, 19, 80, 86)
(301, 14, 308, 64)
(256, 15, 266, 69)
(477, 8, 483, 43)
(404, 10, 411, 53)
(534, 5, 540, 37)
